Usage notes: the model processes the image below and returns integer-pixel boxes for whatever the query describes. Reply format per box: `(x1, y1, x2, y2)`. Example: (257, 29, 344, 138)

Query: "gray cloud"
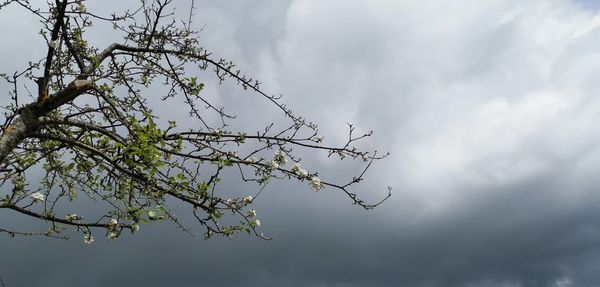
(3, 0, 600, 286)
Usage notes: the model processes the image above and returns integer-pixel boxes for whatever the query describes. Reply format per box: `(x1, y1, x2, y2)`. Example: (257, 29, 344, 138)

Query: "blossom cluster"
(291, 163, 308, 178)
(77, 1, 87, 13)
(30, 192, 45, 202)
(48, 40, 58, 49)
(290, 163, 322, 191)
(65, 214, 81, 221)
(309, 176, 322, 192)
(274, 150, 287, 165)
(84, 233, 94, 244)
(107, 218, 119, 240)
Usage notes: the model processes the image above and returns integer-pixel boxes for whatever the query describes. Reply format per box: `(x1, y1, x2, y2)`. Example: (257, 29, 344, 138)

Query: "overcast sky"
(4, 0, 600, 286)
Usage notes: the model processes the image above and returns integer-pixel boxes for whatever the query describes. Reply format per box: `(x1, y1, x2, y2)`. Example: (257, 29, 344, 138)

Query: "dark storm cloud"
(5, 176, 600, 287)
(4, 1, 600, 286)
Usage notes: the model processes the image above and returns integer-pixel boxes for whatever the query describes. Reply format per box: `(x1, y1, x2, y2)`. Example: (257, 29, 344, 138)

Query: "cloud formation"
(3, 1, 600, 286)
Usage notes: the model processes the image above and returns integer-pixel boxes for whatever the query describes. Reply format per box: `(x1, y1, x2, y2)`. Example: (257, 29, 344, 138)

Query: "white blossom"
(254, 219, 261, 227)
(77, 1, 87, 13)
(309, 176, 323, 192)
(314, 135, 324, 143)
(291, 163, 309, 178)
(291, 163, 301, 172)
(107, 231, 118, 240)
(269, 160, 279, 169)
(30, 192, 45, 202)
(226, 198, 237, 208)
(248, 209, 257, 218)
(132, 223, 140, 232)
(273, 149, 287, 166)
(65, 214, 80, 221)
(243, 195, 253, 204)
(362, 154, 369, 162)
(275, 149, 285, 157)
(109, 218, 118, 226)
(184, 35, 195, 44)
(83, 234, 94, 244)
(299, 168, 308, 178)
(48, 39, 58, 49)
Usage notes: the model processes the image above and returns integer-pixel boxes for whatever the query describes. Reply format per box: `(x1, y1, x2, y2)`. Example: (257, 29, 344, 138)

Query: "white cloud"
(210, 1, 600, 221)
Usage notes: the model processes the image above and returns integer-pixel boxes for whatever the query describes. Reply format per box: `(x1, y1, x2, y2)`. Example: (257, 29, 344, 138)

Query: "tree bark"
(0, 79, 92, 166)
(0, 108, 38, 165)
